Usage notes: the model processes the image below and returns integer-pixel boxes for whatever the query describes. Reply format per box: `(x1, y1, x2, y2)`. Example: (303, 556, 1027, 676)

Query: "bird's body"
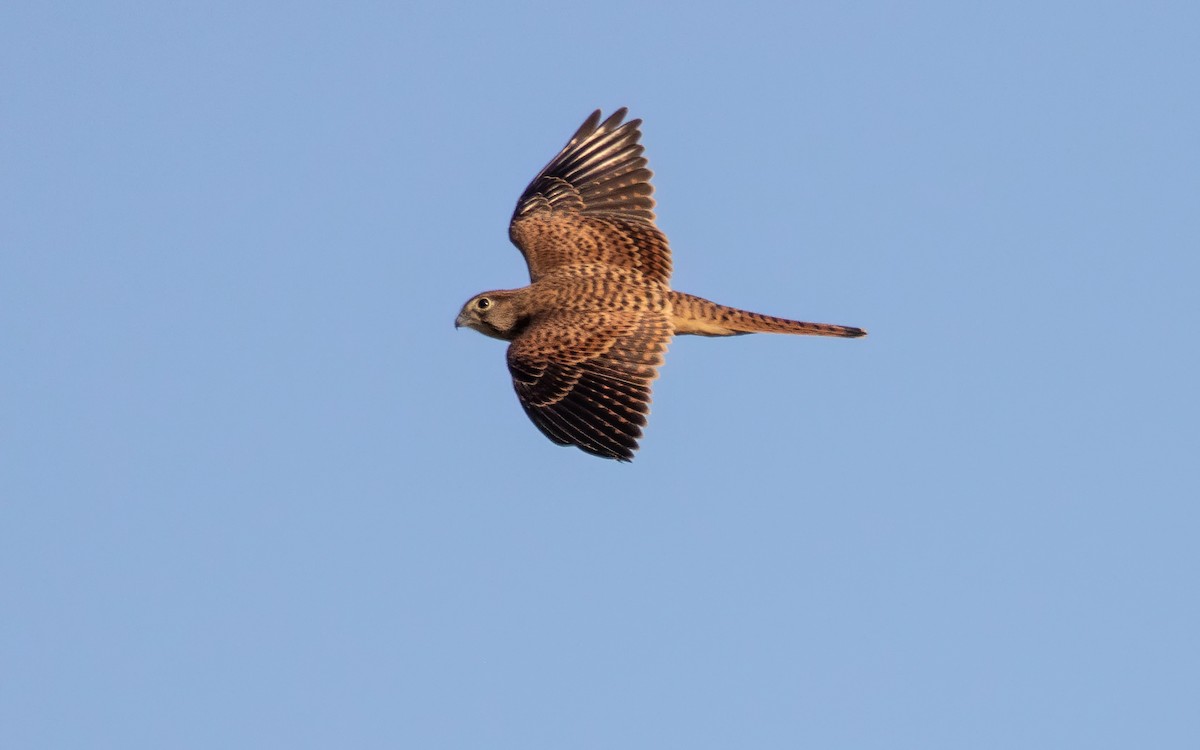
(456, 109, 865, 461)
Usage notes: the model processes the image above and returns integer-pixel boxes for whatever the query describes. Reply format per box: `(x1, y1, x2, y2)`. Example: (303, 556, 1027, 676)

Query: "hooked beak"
(454, 311, 468, 330)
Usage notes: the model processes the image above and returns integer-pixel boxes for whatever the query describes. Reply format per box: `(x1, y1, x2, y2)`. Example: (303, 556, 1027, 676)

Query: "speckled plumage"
(455, 109, 866, 461)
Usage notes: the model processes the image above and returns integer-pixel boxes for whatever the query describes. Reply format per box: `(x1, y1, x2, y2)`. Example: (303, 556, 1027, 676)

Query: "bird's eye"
(476, 297, 491, 310)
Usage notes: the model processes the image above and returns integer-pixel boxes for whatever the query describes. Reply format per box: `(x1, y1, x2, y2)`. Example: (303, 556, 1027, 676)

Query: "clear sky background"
(3, 2, 1197, 748)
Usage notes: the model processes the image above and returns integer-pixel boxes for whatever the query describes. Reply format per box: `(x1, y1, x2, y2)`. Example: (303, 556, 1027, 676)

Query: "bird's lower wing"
(506, 310, 671, 461)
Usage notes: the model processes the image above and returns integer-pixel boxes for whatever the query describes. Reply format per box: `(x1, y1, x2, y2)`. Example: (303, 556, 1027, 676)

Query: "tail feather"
(668, 291, 867, 338)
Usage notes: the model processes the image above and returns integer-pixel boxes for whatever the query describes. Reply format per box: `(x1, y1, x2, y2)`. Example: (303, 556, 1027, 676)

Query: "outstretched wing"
(507, 310, 671, 461)
(509, 109, 672, 285)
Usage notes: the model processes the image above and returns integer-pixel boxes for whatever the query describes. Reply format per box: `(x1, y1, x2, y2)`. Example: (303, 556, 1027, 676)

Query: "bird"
(455, 108, 866, 461)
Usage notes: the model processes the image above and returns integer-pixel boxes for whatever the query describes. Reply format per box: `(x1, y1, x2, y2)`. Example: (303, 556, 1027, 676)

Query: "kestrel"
(455, 109, 866, 461)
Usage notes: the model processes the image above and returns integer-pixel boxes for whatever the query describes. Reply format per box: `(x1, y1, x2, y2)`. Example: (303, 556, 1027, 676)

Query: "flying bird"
(455, 109, 866, 461)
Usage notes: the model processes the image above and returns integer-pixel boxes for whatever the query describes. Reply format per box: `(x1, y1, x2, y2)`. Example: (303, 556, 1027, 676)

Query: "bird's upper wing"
(507, 309, 671, 461)
(509, 109, 672, 285)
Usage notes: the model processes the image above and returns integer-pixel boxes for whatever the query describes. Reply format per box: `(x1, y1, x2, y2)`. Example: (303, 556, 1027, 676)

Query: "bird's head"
(454, 290, 526, 340)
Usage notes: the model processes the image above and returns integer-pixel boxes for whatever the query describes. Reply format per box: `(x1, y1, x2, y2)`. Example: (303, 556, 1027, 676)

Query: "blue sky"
(2, 2, 1197, 747)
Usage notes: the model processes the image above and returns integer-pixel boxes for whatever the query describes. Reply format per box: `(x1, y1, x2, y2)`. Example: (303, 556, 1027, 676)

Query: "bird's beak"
(454, 311, 467, 330)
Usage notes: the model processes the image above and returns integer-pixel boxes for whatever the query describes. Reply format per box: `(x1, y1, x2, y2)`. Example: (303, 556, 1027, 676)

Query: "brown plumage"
(455, 109, 866, 461)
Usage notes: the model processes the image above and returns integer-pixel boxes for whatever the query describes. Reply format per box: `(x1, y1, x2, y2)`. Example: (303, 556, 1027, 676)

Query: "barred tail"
(668, 291, 867, 338)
